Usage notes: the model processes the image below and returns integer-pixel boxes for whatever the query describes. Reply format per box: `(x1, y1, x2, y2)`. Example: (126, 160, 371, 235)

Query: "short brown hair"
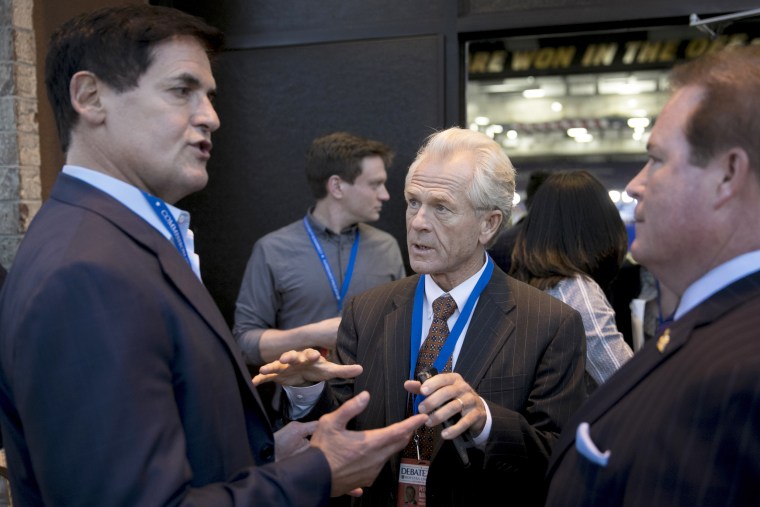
(306, 132, 394, 199)
(669, 46, 760, 178)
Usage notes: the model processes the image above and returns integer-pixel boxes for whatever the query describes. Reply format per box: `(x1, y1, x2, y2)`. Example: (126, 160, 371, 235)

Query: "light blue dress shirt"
(675, 250, 760, 320)
(62, 165, 202, 280)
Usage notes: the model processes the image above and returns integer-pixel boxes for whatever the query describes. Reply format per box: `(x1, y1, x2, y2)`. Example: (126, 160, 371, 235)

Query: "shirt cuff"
(471, 396, 492, 448)
(283, 381, 325, 419)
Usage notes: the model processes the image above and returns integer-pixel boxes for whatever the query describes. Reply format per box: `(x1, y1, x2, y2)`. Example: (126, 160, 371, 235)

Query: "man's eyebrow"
(171, 72, 217, 96)
(172, 73, 201, 87)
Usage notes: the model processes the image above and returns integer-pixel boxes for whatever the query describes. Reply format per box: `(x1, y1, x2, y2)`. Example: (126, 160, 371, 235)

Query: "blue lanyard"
(303, 216, 360, 312)
(142, 191, 192, 267)
(409, 255, 494, 414)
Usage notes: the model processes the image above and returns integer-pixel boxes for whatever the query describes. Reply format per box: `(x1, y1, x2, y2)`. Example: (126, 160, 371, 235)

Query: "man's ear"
(714, 147, 750, 208)
(479, 209, 503, 245)
(69, 71, 106, 124)
(327, 175, 344, 198)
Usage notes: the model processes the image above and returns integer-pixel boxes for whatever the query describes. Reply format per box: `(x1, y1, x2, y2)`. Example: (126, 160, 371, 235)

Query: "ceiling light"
(522, 88, 546, 98)
(627, 117, 650, 129)
(567, 127, 588, 138)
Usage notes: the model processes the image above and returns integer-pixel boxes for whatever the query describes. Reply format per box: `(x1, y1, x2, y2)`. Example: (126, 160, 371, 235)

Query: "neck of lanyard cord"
(142, 191, 192, 267)
(303, 216, 360, 312)
(409, 255, 494, 414)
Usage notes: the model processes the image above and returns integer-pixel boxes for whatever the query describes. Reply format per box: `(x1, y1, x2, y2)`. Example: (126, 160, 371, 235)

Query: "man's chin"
(409, 258, 437, 275)
(171, 171, 208, 203)
(629, 243, 656, 271)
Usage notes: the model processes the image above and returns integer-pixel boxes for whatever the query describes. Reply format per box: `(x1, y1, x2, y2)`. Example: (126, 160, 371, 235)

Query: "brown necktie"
(403, 293, 457, 461)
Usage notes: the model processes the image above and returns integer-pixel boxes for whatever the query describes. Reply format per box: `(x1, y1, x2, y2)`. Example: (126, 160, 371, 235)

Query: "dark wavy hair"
(45, 5, 223, 153)
(509, 170, 628, 291)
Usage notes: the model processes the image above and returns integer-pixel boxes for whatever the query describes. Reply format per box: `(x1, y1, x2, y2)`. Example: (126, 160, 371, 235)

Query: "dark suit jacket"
(311, 269, 586, 506)
(544, 269, 760, 507)
(0, 174, 330, 506)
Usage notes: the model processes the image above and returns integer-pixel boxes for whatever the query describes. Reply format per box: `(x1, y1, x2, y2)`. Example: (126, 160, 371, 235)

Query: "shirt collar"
(62, 165, 190, 240)
(423, 253, 489, 316)
(675, 250, 760, 320)
(306, 207, 359, 236)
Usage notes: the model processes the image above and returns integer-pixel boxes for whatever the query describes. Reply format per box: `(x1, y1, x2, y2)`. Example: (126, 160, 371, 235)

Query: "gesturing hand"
(274, 420, 318, 461)
(310, 391, 428, 497)
(252, 348, 363, 387)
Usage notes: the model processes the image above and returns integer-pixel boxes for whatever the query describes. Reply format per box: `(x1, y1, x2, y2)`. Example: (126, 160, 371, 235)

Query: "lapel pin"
(656, 328, 671, 353)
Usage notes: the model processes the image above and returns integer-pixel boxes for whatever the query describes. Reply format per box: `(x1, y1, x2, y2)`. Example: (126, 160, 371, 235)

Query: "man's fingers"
(325, 391, 371, 427)
(292, 420, 319, 437)
(403, 379, 423, 395)
(331, 364, 363, 379)
(346, 488, 364, 497)
(257, 361, 286, 375)
(368, 413, 428, 451)
(251, 373, 277, 386)
(390, 413, 428, 436)
(278, 348, 321, 364)
(370, 414, 428, 455)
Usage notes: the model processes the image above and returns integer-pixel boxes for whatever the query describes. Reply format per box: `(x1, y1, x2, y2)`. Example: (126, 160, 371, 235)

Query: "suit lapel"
(52, 175, 262, 404)
(456, 271, 516, 386)
(384, 276, 419, 425)
(380, 277, 418, 480)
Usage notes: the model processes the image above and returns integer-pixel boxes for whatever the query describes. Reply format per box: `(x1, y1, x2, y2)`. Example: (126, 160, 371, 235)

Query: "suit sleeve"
(7, 260, 330, 506)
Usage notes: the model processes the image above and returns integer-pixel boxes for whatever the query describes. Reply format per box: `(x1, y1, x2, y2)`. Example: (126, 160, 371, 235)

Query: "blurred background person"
(510, 170, 633, 393)
(233, 132, 406, 366)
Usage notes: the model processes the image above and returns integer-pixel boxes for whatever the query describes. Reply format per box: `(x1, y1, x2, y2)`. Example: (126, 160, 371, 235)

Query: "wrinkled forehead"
(405, 153, 474, 201)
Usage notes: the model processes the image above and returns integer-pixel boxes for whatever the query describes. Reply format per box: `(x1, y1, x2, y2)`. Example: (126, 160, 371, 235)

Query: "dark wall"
(156, 0, 760, 325)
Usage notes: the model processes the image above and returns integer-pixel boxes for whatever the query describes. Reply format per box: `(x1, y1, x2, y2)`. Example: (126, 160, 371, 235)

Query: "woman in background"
(510, 170, 633, 393)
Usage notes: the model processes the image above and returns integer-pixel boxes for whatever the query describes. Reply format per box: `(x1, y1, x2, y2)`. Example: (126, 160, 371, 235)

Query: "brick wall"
(0, 0, 40, 269)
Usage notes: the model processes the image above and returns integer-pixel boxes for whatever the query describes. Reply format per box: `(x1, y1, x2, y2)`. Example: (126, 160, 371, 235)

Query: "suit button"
(259, 444, 275, 462)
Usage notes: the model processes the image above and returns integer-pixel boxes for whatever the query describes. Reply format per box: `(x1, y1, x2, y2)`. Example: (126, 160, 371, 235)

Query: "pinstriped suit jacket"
(544, 270, 760, 507)
(315, 268, 586, 506)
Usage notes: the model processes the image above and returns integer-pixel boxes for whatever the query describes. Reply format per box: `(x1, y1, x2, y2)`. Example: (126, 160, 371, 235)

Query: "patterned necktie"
(403, 293, 457, 461)
(415, 294, 457, 375)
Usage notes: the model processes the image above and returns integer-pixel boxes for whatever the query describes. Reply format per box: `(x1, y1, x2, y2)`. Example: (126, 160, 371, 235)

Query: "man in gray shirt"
(234, 132, 406, 366)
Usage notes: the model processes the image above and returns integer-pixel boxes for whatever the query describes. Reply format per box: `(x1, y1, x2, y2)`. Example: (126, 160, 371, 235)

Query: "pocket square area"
(575, 422, 610, 467)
